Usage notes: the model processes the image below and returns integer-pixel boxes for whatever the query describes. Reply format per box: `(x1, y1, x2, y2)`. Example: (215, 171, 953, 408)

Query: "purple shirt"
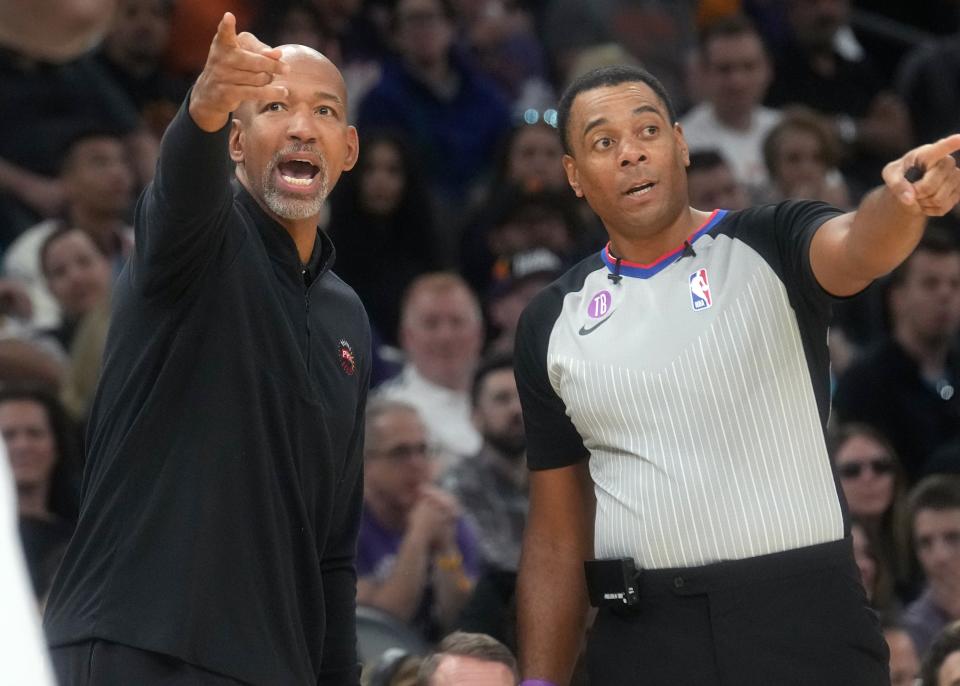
(357, 506, 480, 640)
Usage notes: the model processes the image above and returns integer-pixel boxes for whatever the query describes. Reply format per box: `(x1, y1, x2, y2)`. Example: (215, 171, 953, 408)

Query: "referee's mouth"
(624, 181, 657, 197)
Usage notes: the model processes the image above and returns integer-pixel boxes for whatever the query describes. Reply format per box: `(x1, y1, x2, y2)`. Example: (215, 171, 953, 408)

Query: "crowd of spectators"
(5, 0, 960, 683)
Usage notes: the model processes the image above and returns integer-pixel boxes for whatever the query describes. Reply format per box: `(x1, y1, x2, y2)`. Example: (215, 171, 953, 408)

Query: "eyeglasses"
(371, 442, 434, 462)
(837, 457, 895, 479)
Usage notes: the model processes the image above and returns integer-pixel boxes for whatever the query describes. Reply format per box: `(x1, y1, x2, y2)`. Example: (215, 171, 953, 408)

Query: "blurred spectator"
(922, 620, 960, 686)
(834, 229, 960, 483)
(0, 388, 79, 600)
(457, 0, 554, 115)
(830, 423, 911, 595)
(851, 518, 893, 612)
(490, 120, 567, 196)
(94, 0, 190, 139)
(0, 442, 56, 684)
(543, 0, 696, 113)
(687, 150, 750, 211)
(327, 131, 440, 345)
(357, 0, 512, 241)
(0, 0, 116, 63)
(897, 28, 960, 145)
(358, 399, 479, 643)
(39, 228, 113, 352)
(3, 129, 133, 329)
(761, 107, 851, 207)
(441, 353, 527, 573)
(681, 14, 780, 198)
(377, 273, 484, 464)
(462, 185, 587, 300)
(0, 45, 147, 245)
(0, 280, 65, 391)
(902, 476, 960, 656)
(484, 248, 562, 355)
(416, 630, 518, 686)
(365, 649, 423, 686)
(884, 622, 920, 686)
(764, 0, 912, 197)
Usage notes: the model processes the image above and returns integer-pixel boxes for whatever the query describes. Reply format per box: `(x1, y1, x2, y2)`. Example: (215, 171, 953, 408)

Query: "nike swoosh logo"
(578, 313, 614, 335)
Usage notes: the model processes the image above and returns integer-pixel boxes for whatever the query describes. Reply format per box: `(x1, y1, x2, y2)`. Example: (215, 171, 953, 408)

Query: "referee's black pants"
(50, 639, 251, 686)
(586, 538, 890, 685)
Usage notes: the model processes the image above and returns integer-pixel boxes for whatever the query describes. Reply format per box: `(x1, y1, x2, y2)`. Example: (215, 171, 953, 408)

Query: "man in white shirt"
(378, 272, 484, 467)
(681, 14, 780, 199)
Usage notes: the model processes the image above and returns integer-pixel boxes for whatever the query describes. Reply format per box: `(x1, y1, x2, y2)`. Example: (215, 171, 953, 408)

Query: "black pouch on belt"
(584, 558, 641, 609)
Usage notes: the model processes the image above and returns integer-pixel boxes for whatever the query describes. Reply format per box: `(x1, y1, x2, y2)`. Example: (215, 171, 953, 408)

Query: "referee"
(514, 65, 960, 686)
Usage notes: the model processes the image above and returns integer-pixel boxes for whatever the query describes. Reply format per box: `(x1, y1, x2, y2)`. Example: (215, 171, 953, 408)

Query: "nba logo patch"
(689, 269, 713, 311)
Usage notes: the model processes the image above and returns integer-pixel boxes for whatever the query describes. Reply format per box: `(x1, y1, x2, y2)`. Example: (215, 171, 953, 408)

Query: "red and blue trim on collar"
(601, 209, 728, 280)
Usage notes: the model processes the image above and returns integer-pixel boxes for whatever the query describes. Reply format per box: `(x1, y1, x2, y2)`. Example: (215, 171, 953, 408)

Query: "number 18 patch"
(689, 268, 713, 311)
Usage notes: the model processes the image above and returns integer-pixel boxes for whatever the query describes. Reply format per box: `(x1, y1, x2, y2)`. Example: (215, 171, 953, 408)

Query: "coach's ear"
(563, 154, 583, 198)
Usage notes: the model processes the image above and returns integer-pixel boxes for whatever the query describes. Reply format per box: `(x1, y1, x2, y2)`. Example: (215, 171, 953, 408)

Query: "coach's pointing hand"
(189, 12, 290, 132)
(884, 134, 960, 217)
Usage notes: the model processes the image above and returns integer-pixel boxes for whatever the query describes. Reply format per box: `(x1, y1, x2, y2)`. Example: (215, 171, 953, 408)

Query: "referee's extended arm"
(518, 461, 596, 685)
(810, 133, 960, 297)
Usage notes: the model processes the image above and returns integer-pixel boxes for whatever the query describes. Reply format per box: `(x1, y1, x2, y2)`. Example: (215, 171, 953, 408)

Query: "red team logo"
(689, 269, 713, 311)
(338, 340, 356, 375)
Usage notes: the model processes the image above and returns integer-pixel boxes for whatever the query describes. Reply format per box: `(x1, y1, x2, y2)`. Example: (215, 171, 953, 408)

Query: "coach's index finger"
(214, 12, 240, 48)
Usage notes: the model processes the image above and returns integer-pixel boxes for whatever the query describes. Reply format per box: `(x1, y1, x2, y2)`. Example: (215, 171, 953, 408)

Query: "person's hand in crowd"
(188, 12, 289, 133)
(884, 134, 960, 217)
(0, 279, 33, 321)
(15, 173, 64, 218)
(408, 485, 460, 554)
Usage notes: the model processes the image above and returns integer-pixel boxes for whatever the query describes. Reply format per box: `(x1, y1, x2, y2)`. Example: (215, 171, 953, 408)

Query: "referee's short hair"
(557, 64, 676, 155)
(416, 631, 518, 685)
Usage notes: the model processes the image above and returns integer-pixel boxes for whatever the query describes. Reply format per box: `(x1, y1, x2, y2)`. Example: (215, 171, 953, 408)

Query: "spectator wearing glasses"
(834, 226, 960, 484)
(357, 399, 480, 642)
(903, 475, 960, 656)
(831, 423, 911, 596)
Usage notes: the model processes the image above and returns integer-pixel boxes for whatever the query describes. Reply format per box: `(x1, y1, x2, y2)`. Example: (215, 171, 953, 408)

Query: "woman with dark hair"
(830, 422, 914, 599)
(327, 130, 440, 345)
(0, 387, 80, 600)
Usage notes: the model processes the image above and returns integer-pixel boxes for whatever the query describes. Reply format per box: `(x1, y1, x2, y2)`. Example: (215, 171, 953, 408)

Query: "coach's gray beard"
(261, 151, 329, 220)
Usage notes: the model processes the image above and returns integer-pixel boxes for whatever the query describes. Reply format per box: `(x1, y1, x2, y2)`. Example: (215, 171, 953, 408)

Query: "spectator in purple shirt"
(357, 398, 480, 643)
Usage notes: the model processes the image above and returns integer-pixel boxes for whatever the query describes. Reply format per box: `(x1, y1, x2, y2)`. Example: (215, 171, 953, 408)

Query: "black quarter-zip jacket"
(44, 100, 371, 686)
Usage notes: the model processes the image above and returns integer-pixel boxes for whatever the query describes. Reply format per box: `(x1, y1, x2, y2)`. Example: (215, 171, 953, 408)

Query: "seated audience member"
(0, 388, 79, 599)
(851, 518, 895, 614)
(687, 150, 750, 212)
(327, 131, 440, 346)
(0, 280, 65, 390)
(0, 38, 145, 245)
(365, 650, 424, 686)
(484, 249, 563, 355)
(3, 129, 133, 329)
(885, 621, 920, 686)
(834, 229, 960, 483)
(357, 0, 512, 219)
(681, 15, 780, 198)
(831, 423, 911, 594)
(377, 273, 484, 465)
(94, 0, 190, 138)
(902, 476, 960, 656)
(39, 227, 112, 351)
(463, 185, 588, 299)
(764, 0, 911, 197)
(761, 107, 851, 208)
(921, 621, 960, 686)
(441, 353, 528, 573)
(358, 399, 479, 643)
(416, 631, 518, 686)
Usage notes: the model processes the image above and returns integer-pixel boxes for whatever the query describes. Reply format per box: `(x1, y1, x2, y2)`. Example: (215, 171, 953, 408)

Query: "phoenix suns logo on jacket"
(337, 340, 356, 375)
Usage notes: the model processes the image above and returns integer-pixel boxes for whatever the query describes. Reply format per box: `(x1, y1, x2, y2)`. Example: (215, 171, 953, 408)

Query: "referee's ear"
(563, 154, 583, 198)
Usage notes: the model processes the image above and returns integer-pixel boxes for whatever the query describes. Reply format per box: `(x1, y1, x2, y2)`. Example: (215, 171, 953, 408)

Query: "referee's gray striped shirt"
(515, 203, 847, 569)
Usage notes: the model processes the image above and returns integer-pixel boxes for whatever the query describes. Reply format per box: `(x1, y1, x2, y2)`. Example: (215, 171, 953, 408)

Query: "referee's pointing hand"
(189, 12, 290, 132)
(884, 133, 960, 216)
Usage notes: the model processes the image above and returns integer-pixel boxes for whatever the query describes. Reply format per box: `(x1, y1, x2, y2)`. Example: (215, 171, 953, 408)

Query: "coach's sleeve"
(514, 292, 589, 471)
